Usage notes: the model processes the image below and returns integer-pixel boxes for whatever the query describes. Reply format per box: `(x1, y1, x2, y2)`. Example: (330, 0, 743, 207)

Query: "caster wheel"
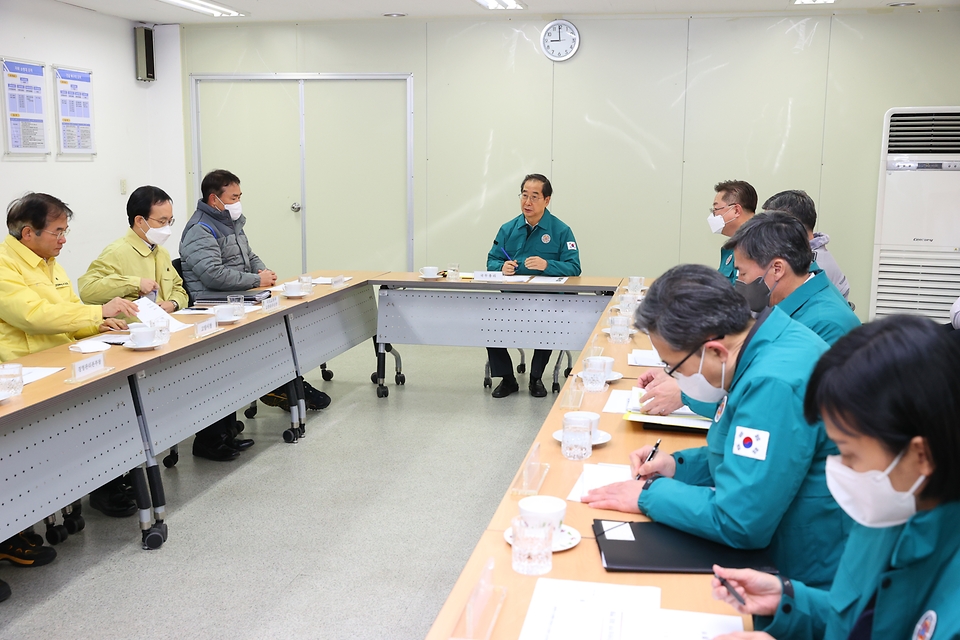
(564, 367, 572, 378)
(244, 405, 257, 419)
(23, 530, 44, 546)
(321, 369, 334, 381)
(370, 372, 379, 384)
(75, 516, 86, 532)
(46, 525, 68, 545)
(283, 429, 298, 443)
(483, 377, 492, 388)
(376, 385, 389, 398)
(297, 426, 305, 438)
(552, 382, 561, 393)
(142, 528, 164, 550)
(517, 364, 526, 374)
(63, 517, 81, 535)
(395, 373, 405, 385)
(162, 453, 178, 468)
(234, 420, 245, 433)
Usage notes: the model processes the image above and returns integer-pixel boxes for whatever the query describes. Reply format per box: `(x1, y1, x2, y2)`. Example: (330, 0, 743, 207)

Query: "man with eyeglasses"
(0, 192, 139, 586)
(485, 173, 581, 398)
(79, 185, 188, 314)
(583, 264, 849, 590)
(708, 180, 757, 285)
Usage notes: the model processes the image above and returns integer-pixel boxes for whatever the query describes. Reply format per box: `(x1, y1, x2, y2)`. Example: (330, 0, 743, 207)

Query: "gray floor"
(0, 345, 560, 639)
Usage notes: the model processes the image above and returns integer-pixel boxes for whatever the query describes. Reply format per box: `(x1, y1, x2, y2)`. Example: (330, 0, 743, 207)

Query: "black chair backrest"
(172, 257, 184, 279)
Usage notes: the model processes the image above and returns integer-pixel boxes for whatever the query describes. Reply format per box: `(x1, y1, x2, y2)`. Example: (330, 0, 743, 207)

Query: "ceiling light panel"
(155, 0, 245, 17)
(472, 0, 525, 10)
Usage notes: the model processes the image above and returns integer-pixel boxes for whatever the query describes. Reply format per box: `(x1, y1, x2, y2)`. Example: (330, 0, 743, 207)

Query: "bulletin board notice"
(54, 66, 96, 155)
(2, 58, 50, 154)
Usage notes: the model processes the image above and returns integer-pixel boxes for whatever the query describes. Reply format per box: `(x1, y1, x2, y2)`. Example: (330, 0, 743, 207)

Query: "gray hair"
(722, 212, 813, 276)
(633, 264, 751, 351)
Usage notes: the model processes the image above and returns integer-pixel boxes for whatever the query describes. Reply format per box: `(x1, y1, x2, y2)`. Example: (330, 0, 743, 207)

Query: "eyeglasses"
(519, 193, 543, 203)
(708, 202, 738, 215)
(40, 227, 70, 240)
(147, 217, 175, 227)
(663, 336, 724, 377)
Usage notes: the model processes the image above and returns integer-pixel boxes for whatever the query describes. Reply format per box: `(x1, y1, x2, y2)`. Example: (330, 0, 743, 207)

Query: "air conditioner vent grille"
(875, 248, 960, 323)
(888, 112, 960, 154)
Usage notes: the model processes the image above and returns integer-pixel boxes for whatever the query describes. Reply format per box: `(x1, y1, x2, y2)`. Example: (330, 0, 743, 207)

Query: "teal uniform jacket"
(718, 247, 737, 285)
(761, 500, 960, 640)
(486, 209, 581, 276)
(638, 307, 850, 589)
(778, 271, 860, 346)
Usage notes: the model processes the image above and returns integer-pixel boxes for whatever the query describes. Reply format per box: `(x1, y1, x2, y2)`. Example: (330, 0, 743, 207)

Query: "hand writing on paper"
(582, 480, 643, 513)
(259, 269, 277, 287)
(524, 256, 547, 271)
(711, 565, 782, 618)
(102, 297, 139, 318)
(629, 445, 676, 479)
(139, 278, 159, 295)
(636, 370, 683, 416)
(502, 260, 518, 276)
(99, 318, 128, 332)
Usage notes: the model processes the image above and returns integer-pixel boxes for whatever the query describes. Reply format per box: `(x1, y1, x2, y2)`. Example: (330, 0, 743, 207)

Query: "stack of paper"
(627, 349, 664, 367)
(134, 297, 191, 332)
(624, 387, 712, 430)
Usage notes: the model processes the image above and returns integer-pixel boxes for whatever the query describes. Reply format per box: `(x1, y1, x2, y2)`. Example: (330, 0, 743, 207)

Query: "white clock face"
(540, 20, 580, 62)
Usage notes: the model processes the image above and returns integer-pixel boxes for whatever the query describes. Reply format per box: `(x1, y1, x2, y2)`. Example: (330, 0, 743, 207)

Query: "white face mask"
(825, 452, 926, 528)
(707, 212, 726, 234)
(215, 195, 243, 221)
(141, 221, 172, 246)
(675, 346, 727, 404)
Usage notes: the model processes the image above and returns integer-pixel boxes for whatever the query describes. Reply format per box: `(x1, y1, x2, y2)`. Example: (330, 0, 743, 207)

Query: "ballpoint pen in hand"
(636, 438, 661, 480)
(500, 246, 514, 262)
(716, 574, 747, 606)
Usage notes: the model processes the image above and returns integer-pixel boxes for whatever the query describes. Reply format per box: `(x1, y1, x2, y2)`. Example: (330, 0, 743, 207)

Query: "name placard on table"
(194, 317, 218, 338)
(261, 296, 280, 312)
(66, 353, 114, 383)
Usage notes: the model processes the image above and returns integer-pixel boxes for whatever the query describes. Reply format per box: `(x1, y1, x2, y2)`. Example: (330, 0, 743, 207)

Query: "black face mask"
(735, 266, 775, 313)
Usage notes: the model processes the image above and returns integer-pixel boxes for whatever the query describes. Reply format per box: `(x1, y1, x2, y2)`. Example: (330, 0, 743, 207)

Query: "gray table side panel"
(287, 285, 378, 373)
(376, 290, 609, 350)
(138, 317, 297, 452)
(0, 380, 144, 538)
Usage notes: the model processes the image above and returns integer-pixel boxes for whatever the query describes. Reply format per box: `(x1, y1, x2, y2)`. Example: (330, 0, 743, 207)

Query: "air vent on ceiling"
(874, 248, 960, 322)
(887, 112, 960, 154)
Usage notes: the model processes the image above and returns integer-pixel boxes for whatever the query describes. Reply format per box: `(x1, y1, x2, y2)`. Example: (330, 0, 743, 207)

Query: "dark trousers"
(487, 347, 552, 380)
(195, 411, 238, 446)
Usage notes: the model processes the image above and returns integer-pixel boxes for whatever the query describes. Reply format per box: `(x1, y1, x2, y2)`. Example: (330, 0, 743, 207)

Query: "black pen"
(635, 438, 661, 480)
(715, 574, 747, 606)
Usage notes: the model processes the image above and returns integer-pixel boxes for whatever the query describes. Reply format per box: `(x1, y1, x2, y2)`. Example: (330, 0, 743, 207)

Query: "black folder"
(592, 520, 779, 574)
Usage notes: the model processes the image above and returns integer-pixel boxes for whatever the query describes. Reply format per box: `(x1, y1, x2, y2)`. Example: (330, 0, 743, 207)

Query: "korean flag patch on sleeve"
(567, 241, 577, 250)
(733, 427, 769, 461)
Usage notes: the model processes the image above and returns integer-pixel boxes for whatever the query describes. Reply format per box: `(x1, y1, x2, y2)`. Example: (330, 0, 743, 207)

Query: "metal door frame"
(189, 73, 415, 272)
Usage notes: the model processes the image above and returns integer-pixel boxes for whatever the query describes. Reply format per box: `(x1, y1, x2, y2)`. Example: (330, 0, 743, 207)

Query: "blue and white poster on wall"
(54, 65, 96, 155)
(2, 58, 50, 154)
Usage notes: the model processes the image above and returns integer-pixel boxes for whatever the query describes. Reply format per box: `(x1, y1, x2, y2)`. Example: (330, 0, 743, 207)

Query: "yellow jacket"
(0, 234, 102, 361)
(78, 228, 188, 310)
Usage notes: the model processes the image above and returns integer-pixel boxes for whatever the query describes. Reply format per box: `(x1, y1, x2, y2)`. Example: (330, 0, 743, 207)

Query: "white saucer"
(576, 371, 623, 383)
(504, 524, 581, 552)
(281, 292, 307, 298)
(122, 339, 164, 351)
(552, 429, 612, 446)
(601, 327, 638, 336)
(418, 275, 443, 280)
(216, 316, 243, 324)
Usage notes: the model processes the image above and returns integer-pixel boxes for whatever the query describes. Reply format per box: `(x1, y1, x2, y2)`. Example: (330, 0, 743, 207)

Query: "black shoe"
(0, 578, 10, 602)
(192, 437, 240, 461)
(529, 378, 547, 398)
(90, 486, 137, 518)
(0, 533, 57, 567)
(492, 377, 520, 398)
(302, 381, 331, 410)
(225, 436, 254, 452)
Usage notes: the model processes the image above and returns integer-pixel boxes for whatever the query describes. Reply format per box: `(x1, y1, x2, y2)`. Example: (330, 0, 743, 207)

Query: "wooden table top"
(369, 273, 624, 294)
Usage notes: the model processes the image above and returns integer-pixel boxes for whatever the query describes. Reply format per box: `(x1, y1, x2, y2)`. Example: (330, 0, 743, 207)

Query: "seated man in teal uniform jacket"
(725, 211, 860, 346)
(708, 180, 756, 285)
(584, 265, 850, 590)
(485, 173, 581, 398)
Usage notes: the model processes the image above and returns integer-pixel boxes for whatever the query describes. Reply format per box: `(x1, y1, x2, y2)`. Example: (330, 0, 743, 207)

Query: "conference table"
(425, 287, 752, 638)
(0, 270, 384, 547)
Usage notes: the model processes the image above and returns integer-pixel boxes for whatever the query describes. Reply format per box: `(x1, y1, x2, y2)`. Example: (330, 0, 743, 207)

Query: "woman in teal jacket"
(712, 315, 960, 640)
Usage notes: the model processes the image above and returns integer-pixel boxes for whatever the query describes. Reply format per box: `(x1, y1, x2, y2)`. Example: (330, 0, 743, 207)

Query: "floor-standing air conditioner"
(870, 107, 960, 322)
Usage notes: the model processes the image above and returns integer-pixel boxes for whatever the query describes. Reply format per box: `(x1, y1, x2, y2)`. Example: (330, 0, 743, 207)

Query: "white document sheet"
(518, 578, 660, 640)
(641, 609, 744, 639)
(69, 340, 111, 353)
(23, 367, 64, 384)
(312, 276, 352, 285)
(134, 297, 191, 332)
(77, 332, 128, 345)
(566, 463, 633, 502)
(530, 276, 568, 284)
(627, 349, 665, 367)
(602, 389, 633, 414)
(628, 387, 697, 416)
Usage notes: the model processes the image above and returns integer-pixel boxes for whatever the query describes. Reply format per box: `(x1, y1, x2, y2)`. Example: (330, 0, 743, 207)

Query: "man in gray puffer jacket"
(180, 169, 276, 299)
